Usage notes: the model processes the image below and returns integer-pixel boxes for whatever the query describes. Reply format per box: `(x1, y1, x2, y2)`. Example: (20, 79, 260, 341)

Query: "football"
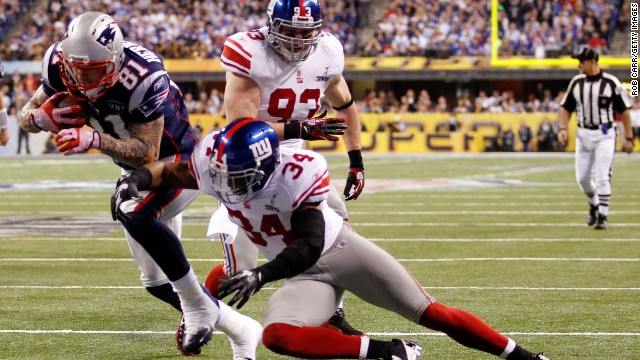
(57, 93, 83, 108)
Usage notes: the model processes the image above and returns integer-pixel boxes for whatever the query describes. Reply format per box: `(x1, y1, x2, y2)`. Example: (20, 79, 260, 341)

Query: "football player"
(113, 118, 552, 360)
(18, 12, 261, 357)
(205, 0, 364, 335)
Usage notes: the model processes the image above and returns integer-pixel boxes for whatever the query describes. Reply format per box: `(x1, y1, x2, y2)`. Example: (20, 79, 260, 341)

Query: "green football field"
(0, 153, 638, 359)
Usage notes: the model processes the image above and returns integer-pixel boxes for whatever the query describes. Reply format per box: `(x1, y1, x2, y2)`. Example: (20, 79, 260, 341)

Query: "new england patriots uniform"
(42, 41, 200, 287)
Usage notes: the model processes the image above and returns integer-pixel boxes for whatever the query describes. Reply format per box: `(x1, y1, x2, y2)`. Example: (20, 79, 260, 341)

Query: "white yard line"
(0, 329, 638, 336)
(0, 257, 637, 262)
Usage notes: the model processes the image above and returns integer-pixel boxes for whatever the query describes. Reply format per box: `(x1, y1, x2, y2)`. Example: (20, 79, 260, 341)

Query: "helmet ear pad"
(209, 118, 281, 204)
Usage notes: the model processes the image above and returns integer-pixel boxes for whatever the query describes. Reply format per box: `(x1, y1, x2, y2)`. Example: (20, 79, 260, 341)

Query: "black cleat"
(176, 314, 201, 356)
(326, 308, 364, 336)
(383, 339, 423, 360)
(594, 214, 608, 230)
(587, 204, 598, 226)
(533, 353, 551, 360)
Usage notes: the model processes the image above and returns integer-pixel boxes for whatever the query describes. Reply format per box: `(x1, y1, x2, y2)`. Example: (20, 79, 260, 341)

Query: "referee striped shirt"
(560, 71, 632, 130)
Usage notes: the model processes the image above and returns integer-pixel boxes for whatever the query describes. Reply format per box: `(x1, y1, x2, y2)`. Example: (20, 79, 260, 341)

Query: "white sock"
(215, 301, 253, 336)
(171, 268, 205, 308)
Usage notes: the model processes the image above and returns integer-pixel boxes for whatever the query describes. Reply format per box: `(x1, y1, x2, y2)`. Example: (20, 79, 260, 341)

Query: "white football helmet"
(59, 12, 124, 101)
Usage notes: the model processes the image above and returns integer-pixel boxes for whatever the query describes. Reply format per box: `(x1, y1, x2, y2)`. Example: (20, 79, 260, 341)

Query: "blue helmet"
(267, 0, 323, 63)
(209, 118, 280, 204)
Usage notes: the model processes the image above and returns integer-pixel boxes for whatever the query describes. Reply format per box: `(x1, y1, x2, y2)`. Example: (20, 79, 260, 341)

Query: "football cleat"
(179, 301, 216, 356)
(324, 308, 364, 336)
(533, 353, 551, 360)
(176, 314, 201, 356)
(385, 339, 423, 360)
(594, 214, 608, 230)
(587, 204, 598, 226)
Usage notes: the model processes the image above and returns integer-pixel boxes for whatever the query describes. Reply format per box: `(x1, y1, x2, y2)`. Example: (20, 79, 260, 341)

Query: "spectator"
(537, 118, 556, 151)
(518, 119, 533, 151)
(500, 125, 516, 151)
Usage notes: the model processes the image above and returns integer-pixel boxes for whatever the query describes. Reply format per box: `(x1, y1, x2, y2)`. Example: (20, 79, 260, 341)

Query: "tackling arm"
(218, 204, 325, 308)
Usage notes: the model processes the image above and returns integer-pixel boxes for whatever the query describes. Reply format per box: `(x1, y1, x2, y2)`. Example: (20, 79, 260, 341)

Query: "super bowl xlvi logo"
(249, 138, 273, 161)
(316, 65, 330, 81)
(107, 100, 125, 113)
(264, 193, 279, 212)
(94, 21, 119, 51)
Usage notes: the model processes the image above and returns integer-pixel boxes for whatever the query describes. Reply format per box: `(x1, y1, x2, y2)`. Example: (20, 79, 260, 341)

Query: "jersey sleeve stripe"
(220, 59, 250, 76)
(221, 40, 252, 73)
(292, 169, 331, 208)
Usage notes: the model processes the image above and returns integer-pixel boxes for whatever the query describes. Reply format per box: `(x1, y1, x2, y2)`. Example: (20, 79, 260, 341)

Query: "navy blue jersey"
(41, 41, 198, 169)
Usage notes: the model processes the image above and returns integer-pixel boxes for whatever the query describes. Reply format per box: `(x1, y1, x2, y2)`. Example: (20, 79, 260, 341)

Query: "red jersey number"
(227, 209, 292, 246)
(267, 88, 321, 121)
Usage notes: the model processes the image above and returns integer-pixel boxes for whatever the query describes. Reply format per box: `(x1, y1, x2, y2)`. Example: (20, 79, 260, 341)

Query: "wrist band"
(332, 98, 354, 111)
(626, 137, 634, 142)
(560, 128, 567, 131)
(347, 149, 364, 170)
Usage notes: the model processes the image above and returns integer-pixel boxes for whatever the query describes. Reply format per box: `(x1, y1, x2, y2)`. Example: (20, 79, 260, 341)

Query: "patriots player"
(18, 12, 261, 357)
(113, 118, 552, 360)
(205, 0, 363, 335)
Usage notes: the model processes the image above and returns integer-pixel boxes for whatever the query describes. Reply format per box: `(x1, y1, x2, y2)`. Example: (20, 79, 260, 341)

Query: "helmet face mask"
(210, 118, 280, 204)
(59, 12, 124, 101)
(267, 0, 322, 63)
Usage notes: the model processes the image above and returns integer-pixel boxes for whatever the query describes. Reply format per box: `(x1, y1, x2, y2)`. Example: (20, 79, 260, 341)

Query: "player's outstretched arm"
(219, 204, 325, 308)
(325, 76, 365, 200)
(111, 160, 198, 222)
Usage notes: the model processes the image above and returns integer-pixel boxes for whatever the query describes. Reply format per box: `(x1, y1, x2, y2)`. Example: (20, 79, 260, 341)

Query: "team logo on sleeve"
(137, 88, 169, 117)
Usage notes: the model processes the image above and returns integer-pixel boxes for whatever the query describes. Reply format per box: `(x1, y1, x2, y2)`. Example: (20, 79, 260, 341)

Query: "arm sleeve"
(255, 206, 325, 283)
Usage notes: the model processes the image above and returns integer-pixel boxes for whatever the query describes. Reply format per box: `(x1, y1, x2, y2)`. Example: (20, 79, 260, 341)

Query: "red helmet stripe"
(215, 118, 260, 162)
(299, 0, 306, 17)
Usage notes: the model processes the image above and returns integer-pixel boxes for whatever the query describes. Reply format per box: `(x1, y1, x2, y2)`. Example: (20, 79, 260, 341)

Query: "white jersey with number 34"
(221, 26, 345, 148)
(189, 131, 343, 261)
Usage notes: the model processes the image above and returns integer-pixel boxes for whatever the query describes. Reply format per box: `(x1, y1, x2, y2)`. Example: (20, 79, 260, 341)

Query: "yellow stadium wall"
(189, 113, 628, 153)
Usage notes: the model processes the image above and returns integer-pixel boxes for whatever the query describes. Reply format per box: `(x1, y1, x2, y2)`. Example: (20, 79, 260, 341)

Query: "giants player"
(113, 118, 552, 360)
(558, 48, 634, 230)
(204, 0, 364, 334)
(19, 12, 261, 357)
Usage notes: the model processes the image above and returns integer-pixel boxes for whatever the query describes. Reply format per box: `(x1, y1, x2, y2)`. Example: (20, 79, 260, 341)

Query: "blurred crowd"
(0, 0, 629, 61)
(358, 84, 565, 114)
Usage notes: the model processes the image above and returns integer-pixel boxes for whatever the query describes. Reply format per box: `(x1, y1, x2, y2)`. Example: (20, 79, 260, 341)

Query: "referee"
(558, 47, 635, 230)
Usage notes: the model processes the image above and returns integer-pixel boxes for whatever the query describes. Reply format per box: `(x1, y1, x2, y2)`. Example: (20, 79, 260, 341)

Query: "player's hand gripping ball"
(28, 92, 87, 133)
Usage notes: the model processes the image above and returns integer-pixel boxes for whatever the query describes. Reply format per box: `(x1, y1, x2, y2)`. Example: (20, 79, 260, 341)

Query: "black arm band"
(283, 122, 301, 140)
(347, 150, 364, 170)
(626, 137, 634, 141)
(332, 98, 354, 111)
(256, 207, 325, 283)
(128, 167, 153, 191)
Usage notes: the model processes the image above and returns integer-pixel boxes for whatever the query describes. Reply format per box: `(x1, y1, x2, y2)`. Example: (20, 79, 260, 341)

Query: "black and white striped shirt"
(560, 71, 632, 130)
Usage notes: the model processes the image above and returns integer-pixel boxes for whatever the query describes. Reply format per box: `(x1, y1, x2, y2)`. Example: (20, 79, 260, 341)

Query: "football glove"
(218, 270, 264, 309)
(29, 92, 86, 133)
(284, 118, 347, 141)
(110, 178, 142, 223)
(55, 127, 101, 155)
(344, 150, 365, 201)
